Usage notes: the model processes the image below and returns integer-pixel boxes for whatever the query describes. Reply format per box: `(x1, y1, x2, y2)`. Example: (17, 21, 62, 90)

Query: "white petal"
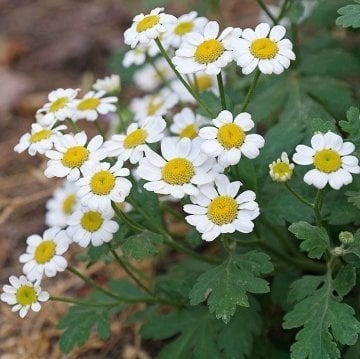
(204, 21, 219, 40)
(304, 169, 328, 189)
(269, 25, 286, 41)
(255, 23, 270, 38)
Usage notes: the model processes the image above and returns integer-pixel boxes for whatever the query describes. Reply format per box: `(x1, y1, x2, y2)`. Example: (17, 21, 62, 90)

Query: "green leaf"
(339, 107, 360, 149)
(108, 278, 152, 300)
(333, 264, 356, 296)
(287, 275, 324, 303)
(189, 251, 272, 323)
(288, 222, 330, 259)
(346, 191, 360, 209)
(311, 118, 337, 133)
(283, 274, 360, 359)
(57, 291, 124, 353)
(302, 76, 353, 119)
(141, 304, 263, 359)
(217, 300, 263, 359)
(336, 1, 360, 28)
(141, 308, 221, 359)
(121, 230, 163, 260)
(300, 49, 360, 78)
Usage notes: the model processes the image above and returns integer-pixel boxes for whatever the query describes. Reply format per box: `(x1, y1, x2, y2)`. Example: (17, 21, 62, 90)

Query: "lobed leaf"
(336, 1, 360, 28)
(288, 222, 329, 259)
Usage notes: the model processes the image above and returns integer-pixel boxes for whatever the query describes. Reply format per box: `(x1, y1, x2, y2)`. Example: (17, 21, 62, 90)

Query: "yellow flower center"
(136, 15, 160, 32)
(62, 146, 89, 168)
(77, 98, 100, 111)
(195, 74, 212, 92)
(34, 240, 56, 264)
(16, 285, 37, 306)
(207, 195, 238, 225)
(123, 129, 147, 149)
(62, 194, 76, 215)
(90, 170, 115, 195)
(49, 97, 68, 112)
(271, 162, 293, 181)
(29, 129, 52, 143)
(179, 124, 197, 139)
(217, 123, 245, 149)
(162, 158, 195, 185)
(81, 211, 103, 232)
(250, 38, 278, 59)
(174, 21, 194, 35)
(147, 98, 164, 116)
(194, 39, 225, 64)
(313, 149, 342, 173)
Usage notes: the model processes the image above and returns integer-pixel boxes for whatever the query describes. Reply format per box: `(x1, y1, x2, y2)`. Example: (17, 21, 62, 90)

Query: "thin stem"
(108, 245, 154, 296)
(67, 265, 181, 306)
(111, 201, 144, 233)
(155, 38, 215, 117)
(276, 0, 291, 23)
(240, 68, 261, 112)
(129, 198, 221, 265)
(217, 72, 227, 110)
(67, 118, 81, 133)
(94, 119, 106, 138)
(314, 189, 324, 227)
(50, 295, 119, 307)
(255, 0, 277, 23)
(192, 73, 199, 93)
(285, 183, 314, 209)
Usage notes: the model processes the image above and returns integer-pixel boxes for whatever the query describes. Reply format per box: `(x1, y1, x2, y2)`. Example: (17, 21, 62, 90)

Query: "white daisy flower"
(38, 88, 79, 126)
(130, 88, 178, 123)
(292, 132, 360, 190)
(45, 180, 79, 228)
(163, 11, 208, 49)
(123, 46, 148, 67)
(44, 132, 107, 182)
(199, 110, 265, 167)
(184, 174, 260, 241)
(93, 74, 121, 94)
(14, 123, 66, 156)
(1, 275, 49, 318)
(67, 207, 119, 247)
(75, 160, 132, 212)
(170, 107, 208, 140)
(269, 152, 294, 182)
(137, 137, 220, 199)
(72, 90, 118, 122)
(134, 58, 174, 92)
(19, 227, 70, 282)
(172, 21, 241, 75)
(233, 23, 295, 75)
(104, 116, 166, 164)
(124, 7, 176, 48)
(170, 72, 218, 103)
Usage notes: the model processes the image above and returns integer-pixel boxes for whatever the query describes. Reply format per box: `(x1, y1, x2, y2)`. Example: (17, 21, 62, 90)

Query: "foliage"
(336, 0, 360, 28)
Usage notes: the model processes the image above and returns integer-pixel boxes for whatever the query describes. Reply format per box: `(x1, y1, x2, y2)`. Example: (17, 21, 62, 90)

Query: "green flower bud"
(339, 231, 354, 245)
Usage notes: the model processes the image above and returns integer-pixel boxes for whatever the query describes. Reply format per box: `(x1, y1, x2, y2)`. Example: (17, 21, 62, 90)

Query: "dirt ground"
(0, 1, 259, 358)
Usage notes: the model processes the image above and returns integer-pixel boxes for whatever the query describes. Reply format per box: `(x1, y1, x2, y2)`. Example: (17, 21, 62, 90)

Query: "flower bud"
(339, 231, 354, 245)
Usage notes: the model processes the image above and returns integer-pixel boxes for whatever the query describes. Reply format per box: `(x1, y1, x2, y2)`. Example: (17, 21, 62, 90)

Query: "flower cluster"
(2, 6, 360, 325)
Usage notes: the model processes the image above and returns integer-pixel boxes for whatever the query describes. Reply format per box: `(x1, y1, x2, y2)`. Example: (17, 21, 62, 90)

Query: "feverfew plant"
(2, 1, 360, 358)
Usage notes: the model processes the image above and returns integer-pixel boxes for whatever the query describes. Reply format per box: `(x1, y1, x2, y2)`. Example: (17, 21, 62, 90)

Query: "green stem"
(314, 189, 324, 227)
(108, 245, 154, 296)
(94, 119, 106, 138)
(192, 73, 199, 93)
(217, 72, 227, 110)
(111, 201, 144, 233)
(240, 68, 261, 112)
(67, 265, 181, 306)
(255, 0, 277, 23)
(129, 198, 221, 265)
(50, 295, 119, 307)
(155, 38, 215, 117)
(285, 183, 314, 209)
(67, 118, 81, 133)
(276, 0, 291, 23)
